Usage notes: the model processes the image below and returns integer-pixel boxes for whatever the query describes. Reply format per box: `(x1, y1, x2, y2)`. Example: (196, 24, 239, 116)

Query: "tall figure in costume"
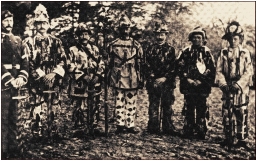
(23, 4, 66, 133)
(145, 22, 176, 135)
(176, 27, 216, 139)
(108, 14, 144, 134)
(215, 21, 253, 142)
(67, 22, 105, 128)
(1, 10, 29, 159)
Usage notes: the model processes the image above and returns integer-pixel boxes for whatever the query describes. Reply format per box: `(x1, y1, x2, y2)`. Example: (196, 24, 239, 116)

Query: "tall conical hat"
(34, 4, 49, 22)
(119, 13, 132, 28)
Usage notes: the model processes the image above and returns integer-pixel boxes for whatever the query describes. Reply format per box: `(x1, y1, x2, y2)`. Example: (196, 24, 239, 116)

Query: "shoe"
(127, 127, 139, 134)
(115, 126, 124, 135)
(147, 128, 159, 134)
(196, 122, 207, 140)
(182, 125, 194, 138)
(163, 129, 177, 136)
(163, 124, 177, 135)
(197, 132, 206, 140)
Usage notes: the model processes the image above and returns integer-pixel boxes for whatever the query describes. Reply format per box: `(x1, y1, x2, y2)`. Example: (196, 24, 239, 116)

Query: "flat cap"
(1, 10, 13, 20)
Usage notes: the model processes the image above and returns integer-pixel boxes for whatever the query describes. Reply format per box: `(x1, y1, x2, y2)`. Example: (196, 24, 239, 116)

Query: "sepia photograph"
(1, 1, 256, 159)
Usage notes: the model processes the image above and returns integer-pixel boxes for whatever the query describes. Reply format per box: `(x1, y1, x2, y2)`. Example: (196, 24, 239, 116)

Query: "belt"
(3, 64, 20, 69)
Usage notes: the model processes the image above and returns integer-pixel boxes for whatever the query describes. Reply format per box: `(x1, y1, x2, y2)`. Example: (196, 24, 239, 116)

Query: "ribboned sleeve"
(52, 38, 66, 77)
(175, 48, 186, 78)
(23, 38, 41, 80)
(67, 46, 84, 80)
(198, 47, 216, 86)
(236, 50, 254, 89)
(136, 42, 144, 82)
(1, 63, 15, 87)
(164, 46, 176, 81)
(215, 50, 227, 87)
(94, 46, 105, 78)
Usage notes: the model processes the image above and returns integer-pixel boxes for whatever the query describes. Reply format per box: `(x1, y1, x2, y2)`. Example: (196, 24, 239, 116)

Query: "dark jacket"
(1, 33, 29, 89)
(145, 42, 176, 89)
(176, 45, 216, 95)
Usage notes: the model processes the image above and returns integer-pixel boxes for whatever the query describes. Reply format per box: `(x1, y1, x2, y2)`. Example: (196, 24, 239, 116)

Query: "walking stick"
(103, 31, 109, 137)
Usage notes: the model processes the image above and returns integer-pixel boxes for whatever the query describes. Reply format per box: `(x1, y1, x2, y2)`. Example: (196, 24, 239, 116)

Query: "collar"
(33, 32, 51, 46)
(228, 45, 242, 52)
(1, 32, 12, 37)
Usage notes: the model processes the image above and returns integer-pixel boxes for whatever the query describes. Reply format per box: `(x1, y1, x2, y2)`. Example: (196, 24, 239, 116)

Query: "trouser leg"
(184, 94, 195, 129)
(195, 96, 207, 135)
(8, 99, 18, 152)
(235, 105, 248, 140)
(124, 90, 137, 128)
(147, 87, 161, 133)
(162, 88, 175, 133)
(115, 89, 126, 126)
(1, 90, 11, 154)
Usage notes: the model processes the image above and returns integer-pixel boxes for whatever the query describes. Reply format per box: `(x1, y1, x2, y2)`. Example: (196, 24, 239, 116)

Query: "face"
(35, 21, 49, 34)
(191, 34, 203, 46)
(228, 35, 241, 48)
(98, 35, 104, 47)
(1, 17, 13, 33)
(155, 32, 167, 43)
(79, 31, 90, 44)
(120, 26, 131, 36)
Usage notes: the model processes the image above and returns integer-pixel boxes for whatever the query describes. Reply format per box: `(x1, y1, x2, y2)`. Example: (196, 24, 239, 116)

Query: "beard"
(1, 26, 12, 33)
(79, 39, 89, 45)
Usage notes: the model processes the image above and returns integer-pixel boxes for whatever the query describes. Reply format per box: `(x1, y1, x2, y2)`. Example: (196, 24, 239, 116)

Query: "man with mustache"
(67, 22, 105, 129)
(108, 14, 143, 134)
(23, 4, 66, 135)
(176, 27, 215, 139)
(144, 22, 176, 135)
(1, 10, 29, 159)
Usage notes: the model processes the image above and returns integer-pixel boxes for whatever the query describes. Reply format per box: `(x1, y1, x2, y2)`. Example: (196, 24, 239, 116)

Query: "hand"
(10, 79, 18, 88)
(138, 81, 144, 89)
(187, 78, 196, 86)
(154, 77, 166, 88)
(83, 75, 91, 83)
(91, 75, 99, 84)
(43, 73, 56, 85)
(15, 77, 26, 88)
(230, 83, 240, 94)
(194, 79, 202, 86)
(220, 84, 229, 93)
(203, 69, 210, 76)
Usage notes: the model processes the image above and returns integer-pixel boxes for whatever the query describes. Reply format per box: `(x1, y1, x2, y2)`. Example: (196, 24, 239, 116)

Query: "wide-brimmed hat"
(1, 10, 13, 20)
(153, 22, 169, 33)
(222, 21, 244, 40)
(188, 26, 207, 41)
(34, 4, 49, 22)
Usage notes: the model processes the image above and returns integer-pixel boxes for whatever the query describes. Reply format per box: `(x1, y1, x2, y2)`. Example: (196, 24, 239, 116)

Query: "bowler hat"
(188, 26, 207, 41)
(153, 22, 169, 33)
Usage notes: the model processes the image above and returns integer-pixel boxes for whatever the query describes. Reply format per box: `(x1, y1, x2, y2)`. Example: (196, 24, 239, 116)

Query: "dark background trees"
(2, 1, 255, 87)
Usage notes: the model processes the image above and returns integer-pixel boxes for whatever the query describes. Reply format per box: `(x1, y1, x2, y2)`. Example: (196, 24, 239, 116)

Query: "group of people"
(1, 4, 253, 159)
